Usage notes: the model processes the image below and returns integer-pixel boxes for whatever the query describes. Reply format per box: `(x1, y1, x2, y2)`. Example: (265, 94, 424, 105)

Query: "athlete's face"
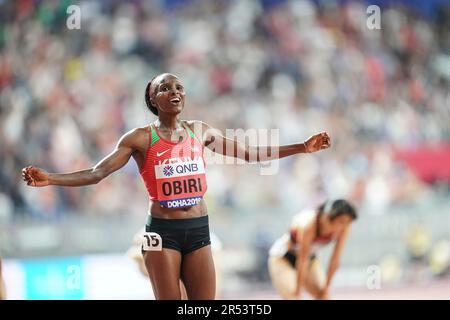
(330, 214, 353, 235)
(151, 74, 185, 115)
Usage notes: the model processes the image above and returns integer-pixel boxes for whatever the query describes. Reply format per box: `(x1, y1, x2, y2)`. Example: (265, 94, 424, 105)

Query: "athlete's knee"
(183, 277, 216, 300)
(151, 278, 182, 300)
(156, 290, 182, 300)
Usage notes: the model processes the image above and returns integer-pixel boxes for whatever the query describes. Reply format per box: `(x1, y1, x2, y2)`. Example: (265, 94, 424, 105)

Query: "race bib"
(142, 232, 162, 251)
(154, 157, 207, 208)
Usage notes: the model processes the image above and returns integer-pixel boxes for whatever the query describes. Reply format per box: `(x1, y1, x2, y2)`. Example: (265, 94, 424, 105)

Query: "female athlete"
(268, 199, 357, 300)
(22, 73, 331, 299)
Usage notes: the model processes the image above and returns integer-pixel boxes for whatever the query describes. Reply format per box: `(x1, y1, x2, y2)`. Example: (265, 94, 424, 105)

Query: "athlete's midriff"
(140, 122, 208, 219)
(149, 198, 208, 219)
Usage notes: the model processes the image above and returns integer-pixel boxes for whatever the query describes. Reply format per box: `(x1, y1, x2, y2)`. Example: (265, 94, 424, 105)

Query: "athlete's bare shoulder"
(183, 120, 209, 131)
(184, 120, 221, 143)
(292, 209, 317, 235)
(133, 126, 151, 136)
(118, 126, 150, 150)
(182, 120, 212, 143)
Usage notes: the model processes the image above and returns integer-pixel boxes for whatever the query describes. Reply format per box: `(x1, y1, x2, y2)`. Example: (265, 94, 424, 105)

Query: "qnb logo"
(163, 166, 174, 177)
(175, 163, 199, 174)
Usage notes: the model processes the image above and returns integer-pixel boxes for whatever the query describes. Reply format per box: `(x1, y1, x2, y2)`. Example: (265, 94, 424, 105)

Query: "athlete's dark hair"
(319, 199, 357, 221)
(145, 77, 158, 115)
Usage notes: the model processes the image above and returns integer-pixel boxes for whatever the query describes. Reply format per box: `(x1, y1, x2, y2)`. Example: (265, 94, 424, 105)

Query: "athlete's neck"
(156, 116, 182, 131)
(318, 214, 333, 237)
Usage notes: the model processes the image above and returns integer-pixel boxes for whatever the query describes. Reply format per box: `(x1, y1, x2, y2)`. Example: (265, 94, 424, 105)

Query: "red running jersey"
(140, 121, 207, 209)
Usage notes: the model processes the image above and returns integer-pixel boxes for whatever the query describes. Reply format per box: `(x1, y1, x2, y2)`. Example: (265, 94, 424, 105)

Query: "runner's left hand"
(304, 132, 331, 153)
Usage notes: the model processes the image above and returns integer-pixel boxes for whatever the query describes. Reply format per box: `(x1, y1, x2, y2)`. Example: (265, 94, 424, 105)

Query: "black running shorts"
(143, 215, 211, 256)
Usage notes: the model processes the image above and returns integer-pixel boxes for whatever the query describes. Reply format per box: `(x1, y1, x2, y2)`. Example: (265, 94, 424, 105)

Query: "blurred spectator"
(429, 240, 450, 277)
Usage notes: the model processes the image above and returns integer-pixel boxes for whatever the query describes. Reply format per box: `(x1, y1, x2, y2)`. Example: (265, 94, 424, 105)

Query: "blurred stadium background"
(1, 0, 450, 299)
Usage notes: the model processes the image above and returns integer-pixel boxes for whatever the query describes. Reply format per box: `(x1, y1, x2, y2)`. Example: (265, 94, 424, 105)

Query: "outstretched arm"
(22, 129, 138, 187)
(197, 121, 330, 162)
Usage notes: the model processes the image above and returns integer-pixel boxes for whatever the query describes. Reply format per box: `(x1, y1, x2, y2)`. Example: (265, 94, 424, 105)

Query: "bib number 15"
(142, 232, 162, 251)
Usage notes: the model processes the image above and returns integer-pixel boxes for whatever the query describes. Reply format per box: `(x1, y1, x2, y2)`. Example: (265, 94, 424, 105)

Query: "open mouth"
(170, 97, 181, 105)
